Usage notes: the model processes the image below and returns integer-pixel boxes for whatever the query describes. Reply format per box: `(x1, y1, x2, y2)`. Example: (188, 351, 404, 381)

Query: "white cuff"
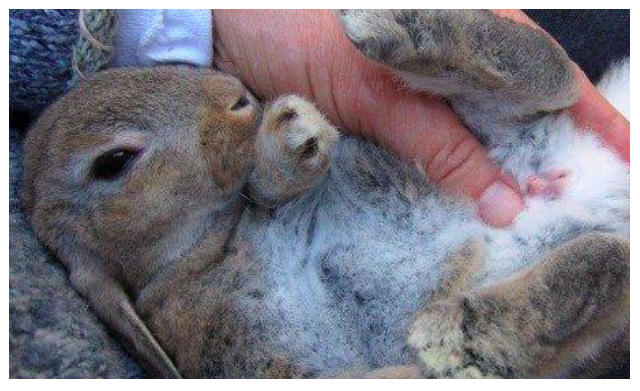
(112, 9, 213, 68)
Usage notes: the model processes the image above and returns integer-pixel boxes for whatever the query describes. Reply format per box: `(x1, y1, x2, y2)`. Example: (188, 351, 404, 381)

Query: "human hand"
(213, 10, 629, 227)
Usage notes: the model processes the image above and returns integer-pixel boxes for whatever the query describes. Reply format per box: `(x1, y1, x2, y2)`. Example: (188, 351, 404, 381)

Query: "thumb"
(349, 66, 524, 227)
(571, 67, 630, 163)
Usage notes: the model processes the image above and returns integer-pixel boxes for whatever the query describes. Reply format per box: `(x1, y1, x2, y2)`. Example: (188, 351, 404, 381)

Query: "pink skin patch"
(526, 170, 570, 199)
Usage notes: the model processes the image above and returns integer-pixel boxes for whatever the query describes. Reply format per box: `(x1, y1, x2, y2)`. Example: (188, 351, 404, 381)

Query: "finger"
(493, 9, 630, 163)
(571, 67, 630, 163)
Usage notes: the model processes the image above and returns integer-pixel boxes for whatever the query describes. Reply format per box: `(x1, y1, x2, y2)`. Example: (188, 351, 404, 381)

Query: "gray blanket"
(9, 128, 142, 378)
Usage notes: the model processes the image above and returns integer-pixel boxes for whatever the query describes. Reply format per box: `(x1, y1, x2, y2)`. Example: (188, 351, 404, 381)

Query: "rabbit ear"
(69, 262, 182, 379)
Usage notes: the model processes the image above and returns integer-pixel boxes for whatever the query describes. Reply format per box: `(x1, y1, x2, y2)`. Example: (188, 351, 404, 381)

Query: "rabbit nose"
(231, 90, 261, 113)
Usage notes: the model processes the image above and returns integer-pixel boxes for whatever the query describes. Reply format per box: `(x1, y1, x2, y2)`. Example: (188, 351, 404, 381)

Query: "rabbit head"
(22, 67, 262, 377)
(23, 67, 259, 287)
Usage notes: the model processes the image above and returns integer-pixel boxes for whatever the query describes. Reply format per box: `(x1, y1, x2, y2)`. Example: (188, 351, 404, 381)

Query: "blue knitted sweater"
(10, 10, 79, 112)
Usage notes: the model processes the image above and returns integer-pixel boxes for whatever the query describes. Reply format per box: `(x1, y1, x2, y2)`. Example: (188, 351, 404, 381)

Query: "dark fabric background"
(525, 9, 630, 82)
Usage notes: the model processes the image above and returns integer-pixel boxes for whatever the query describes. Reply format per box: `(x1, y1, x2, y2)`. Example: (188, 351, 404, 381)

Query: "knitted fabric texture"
(72, 10, 117, 84)
(10, 10, 78, 112)
(9, 9, 117, 113)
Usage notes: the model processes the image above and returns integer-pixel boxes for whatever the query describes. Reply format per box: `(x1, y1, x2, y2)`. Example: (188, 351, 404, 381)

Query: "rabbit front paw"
(263, 96, 338, 172)
(251, 96, 339, 205)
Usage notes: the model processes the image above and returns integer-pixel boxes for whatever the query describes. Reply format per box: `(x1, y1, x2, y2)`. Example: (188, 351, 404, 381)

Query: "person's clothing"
(113, 9, 213, 68)
(9, 10, 79, 112)
(9, 9, 118, 113)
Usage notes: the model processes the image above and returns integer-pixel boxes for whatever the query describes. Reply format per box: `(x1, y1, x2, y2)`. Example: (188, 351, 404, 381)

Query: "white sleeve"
(112, 9, 213, 68)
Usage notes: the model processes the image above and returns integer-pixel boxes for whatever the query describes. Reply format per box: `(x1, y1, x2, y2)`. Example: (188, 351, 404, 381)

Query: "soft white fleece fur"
(598, 60, 630, 119)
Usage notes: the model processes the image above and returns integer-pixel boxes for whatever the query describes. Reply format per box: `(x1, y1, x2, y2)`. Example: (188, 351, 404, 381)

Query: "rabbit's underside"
(149, 117, 625, 378)
(135, 59, 629, 378)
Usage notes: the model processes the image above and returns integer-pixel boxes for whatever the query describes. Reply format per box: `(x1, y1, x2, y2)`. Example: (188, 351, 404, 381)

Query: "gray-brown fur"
(410, 233, 629, 378)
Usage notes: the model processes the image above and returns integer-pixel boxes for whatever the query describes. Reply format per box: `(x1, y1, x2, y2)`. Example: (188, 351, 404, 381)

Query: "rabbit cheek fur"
(23, 11, 629, 378)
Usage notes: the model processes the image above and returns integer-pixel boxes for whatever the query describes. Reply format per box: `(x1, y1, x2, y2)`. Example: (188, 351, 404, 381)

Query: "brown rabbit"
(23, 10, 629, 378)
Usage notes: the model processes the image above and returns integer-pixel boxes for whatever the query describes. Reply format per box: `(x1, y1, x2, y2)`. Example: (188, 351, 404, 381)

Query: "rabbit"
(22, 10, 629, 378)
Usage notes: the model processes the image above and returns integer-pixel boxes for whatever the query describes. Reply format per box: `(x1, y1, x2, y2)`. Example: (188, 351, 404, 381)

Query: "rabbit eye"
(231, 95, 250, 111)
(92, 149, 139, 181)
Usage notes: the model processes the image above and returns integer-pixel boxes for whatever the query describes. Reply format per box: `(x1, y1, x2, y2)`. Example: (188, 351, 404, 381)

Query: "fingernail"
(478, 181, 524, 228)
